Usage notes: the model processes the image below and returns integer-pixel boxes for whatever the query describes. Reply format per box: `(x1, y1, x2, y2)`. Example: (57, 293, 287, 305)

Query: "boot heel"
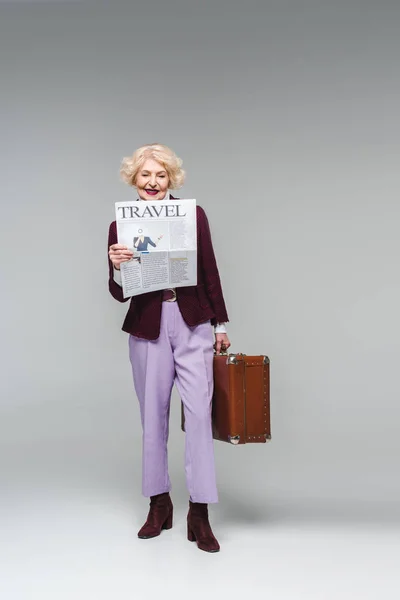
(162, 510, 173, 530)
(187, 524, 196, 542)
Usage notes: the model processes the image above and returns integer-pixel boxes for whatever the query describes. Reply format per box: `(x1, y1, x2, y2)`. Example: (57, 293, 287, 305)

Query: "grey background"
(1, 1, 399, 598)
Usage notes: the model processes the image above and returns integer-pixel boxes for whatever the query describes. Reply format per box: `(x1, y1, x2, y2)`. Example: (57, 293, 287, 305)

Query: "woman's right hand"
(109, 244, 133, 270)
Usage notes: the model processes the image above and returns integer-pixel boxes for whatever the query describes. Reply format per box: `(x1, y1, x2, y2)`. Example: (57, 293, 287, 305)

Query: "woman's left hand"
(214, 333, 231, 355)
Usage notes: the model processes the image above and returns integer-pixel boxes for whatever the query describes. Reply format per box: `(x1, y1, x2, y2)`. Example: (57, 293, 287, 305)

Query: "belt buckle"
(165, 288, 177, 302)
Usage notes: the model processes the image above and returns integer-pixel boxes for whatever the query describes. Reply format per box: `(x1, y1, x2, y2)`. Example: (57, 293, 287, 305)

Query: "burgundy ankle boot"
(187, 501, 220, 552)
(137, 492, 173, 539)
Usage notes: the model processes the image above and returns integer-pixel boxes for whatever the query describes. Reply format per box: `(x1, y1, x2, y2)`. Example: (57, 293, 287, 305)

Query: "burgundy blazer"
(107, 204, 229, 340)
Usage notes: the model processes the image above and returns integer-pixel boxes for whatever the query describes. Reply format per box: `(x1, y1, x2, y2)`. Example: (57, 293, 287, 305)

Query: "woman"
(133, 228, 163, 251)
(107, 143, 230, 553)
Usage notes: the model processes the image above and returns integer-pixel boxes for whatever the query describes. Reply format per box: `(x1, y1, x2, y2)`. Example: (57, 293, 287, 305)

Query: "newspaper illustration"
(115, 199, 197, 298)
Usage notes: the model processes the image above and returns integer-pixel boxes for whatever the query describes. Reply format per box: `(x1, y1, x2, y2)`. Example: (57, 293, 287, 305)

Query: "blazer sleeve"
(197, 206, 229, 325)
(107, 220, 130, 303)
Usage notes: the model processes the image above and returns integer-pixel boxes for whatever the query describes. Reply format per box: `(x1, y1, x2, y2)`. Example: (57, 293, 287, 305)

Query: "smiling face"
(135, 158, 170, 200)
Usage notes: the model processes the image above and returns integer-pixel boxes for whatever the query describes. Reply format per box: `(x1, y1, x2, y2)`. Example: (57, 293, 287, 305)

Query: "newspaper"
(115, 198, 197, 298)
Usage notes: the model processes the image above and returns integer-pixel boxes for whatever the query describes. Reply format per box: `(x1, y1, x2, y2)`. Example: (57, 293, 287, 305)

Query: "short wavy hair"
(120, 143, 185, 189)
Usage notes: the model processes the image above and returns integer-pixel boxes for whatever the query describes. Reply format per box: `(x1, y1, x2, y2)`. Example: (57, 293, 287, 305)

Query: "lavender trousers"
(128, 301, 218, 503)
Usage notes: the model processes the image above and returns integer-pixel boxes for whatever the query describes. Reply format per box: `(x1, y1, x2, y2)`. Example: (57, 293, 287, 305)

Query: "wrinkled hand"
(214, 333, 231, 355)
(109, 244, 133, 270)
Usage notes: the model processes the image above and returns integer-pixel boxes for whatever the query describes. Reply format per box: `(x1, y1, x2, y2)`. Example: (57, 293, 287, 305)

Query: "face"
(135, 158, 170, 200)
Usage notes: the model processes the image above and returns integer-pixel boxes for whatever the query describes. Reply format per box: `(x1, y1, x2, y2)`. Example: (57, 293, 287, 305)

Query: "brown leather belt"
(162, 289, 177, 302)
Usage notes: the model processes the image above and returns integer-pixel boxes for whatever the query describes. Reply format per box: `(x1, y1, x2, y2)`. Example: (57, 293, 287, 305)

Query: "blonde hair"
(120, 143, 185, 189)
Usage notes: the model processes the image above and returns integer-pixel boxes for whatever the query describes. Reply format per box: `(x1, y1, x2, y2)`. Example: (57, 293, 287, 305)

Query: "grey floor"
(1, 474, 399, 599)
(1, 395, 398, 600)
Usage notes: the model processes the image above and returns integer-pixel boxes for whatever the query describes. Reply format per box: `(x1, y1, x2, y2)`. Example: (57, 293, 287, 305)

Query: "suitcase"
(181, 353, 271, 445)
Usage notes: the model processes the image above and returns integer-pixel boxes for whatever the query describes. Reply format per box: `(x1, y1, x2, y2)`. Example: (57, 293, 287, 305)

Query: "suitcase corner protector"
(228, 435, 240, 445)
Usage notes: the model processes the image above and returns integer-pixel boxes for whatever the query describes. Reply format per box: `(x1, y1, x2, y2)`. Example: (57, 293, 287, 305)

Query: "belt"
(162, 288, 177, 302)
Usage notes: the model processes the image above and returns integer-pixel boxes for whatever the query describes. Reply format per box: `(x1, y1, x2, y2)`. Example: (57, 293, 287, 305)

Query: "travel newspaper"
(115, 199, 197, 298)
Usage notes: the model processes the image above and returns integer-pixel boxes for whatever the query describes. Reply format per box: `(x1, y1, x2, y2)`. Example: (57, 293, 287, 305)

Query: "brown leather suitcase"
(181, 353, 271, 445)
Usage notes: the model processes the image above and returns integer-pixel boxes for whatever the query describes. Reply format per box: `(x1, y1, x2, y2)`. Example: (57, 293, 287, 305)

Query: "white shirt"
(112, 190, 227, 334)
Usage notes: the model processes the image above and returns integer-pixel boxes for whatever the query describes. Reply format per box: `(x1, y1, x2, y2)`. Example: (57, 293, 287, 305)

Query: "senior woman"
(107, 143, 230, 553)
